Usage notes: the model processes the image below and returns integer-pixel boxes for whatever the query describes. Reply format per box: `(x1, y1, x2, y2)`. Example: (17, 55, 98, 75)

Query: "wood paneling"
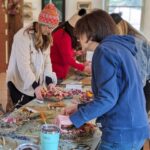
(8, 0, 23, 60)
(0, 0, 7, 73)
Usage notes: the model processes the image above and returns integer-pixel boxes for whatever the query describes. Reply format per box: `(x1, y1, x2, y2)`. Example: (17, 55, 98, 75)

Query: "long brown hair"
(25, 22, 52, 51)
(127, 21, 147, 41)
(111, 13, 147, 41)
(75, 9, 118, 43)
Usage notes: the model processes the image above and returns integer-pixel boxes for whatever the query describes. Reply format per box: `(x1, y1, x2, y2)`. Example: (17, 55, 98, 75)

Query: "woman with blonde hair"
(111, 13, 150, 115)
(6, 3, 59, 108)
(110, 13, 146, 40)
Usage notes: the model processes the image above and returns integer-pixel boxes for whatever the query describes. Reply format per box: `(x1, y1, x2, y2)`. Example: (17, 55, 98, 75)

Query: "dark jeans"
(7, 81, 35, 109)
(96, 139, 145, 150)
(144, 79, 150, 113)
(140, 80, 150, 150)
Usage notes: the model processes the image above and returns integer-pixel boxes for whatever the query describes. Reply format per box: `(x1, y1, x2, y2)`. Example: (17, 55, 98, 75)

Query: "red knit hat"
(38, 3, 59, 28)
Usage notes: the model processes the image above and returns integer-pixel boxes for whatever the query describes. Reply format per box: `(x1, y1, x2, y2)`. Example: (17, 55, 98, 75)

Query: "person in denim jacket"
(111, 13, 150, 113)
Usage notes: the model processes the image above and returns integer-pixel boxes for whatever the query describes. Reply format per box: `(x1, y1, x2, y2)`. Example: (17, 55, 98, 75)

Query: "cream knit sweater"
(6, 27, 57, 96)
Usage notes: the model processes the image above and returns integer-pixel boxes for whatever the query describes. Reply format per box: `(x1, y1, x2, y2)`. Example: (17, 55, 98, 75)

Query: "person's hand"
(35, 86, 45, 100)
(84, 61, 92, 74)
(47, 83, 56, 91)
(75, 50, 86, 56)
(48, 84, 63, 98)
(84, 66, 91, 74)
(84, 61, 91, 66)
(53, 115, 73, 130)
(62, 104, 78, 115)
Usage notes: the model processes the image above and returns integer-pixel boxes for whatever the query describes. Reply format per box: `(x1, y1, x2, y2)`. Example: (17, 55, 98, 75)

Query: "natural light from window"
(106, 0, 143, 30)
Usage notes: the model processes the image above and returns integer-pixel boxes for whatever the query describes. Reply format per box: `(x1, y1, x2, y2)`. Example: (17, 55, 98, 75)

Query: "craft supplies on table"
(0, 75, 101, 150)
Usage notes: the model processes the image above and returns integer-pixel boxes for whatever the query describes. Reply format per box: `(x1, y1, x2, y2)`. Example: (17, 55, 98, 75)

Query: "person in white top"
(6, 2, 59, 108)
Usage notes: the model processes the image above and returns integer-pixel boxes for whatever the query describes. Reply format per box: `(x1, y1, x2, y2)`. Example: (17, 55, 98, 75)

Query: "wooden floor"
(0, 72, 7, 111)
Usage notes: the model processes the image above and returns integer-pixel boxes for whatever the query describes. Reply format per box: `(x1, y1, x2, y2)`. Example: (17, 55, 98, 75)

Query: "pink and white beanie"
(38, 3, 59, 28)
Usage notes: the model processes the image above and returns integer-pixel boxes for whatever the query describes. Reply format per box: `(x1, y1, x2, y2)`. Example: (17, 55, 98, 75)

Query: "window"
(105, 0, 144, 30)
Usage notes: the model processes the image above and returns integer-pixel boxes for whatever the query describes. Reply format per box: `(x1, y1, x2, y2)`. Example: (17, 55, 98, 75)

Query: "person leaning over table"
(110, 13, 150, 114)
(6, 2, 59, 109)
(50, 9, 91, 83)
(55, 9, 149, 150)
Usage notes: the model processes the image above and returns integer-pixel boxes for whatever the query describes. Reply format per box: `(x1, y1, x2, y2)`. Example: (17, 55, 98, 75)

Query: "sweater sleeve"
(70, 50, 119, 128)
(14, 32, 36, 90)
(43, 49, 57, 85)
(56, 31, 84, 71)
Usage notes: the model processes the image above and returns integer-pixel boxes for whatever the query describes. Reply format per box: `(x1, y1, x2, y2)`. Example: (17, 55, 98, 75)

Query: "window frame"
(104, 0, 145, 31)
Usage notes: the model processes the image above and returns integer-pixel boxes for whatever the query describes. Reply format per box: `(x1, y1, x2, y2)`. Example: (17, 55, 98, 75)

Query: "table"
(0, 76, 101, 150)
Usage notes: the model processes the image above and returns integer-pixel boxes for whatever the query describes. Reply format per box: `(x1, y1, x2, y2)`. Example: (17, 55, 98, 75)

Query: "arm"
(43, 49, 57, 85)
(70, 50, 119, 128)
(134, 37, 149, 85)
(14, 33, 36, 90)
(146, 41, 150, 79)
(58, 32, 84, 71)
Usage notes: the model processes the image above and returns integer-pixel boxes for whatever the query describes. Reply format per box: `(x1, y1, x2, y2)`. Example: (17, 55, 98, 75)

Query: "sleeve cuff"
(70, 110, 86, 128)
(46, 76, 53, 85)
(32, 81, 39, 89)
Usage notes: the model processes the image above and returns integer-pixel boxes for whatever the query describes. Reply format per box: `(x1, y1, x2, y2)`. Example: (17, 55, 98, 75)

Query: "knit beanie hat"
(38, 2, 59, 28)
(68, 9, 87, 27)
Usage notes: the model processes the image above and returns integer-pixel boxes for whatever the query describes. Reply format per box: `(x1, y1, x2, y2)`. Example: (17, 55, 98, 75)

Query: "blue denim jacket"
(134, 37, 150, 86)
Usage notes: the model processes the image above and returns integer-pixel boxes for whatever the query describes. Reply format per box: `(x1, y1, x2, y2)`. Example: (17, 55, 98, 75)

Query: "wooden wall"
(0, 0, 23, 73)
(8, 0, 23, 61)
(0, 0, 7, 73)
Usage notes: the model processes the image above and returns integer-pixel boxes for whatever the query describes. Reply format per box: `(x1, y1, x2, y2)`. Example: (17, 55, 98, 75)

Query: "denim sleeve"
(134, 38, 149, 86)
(146, 42, 150, 80)
(70, 51, 119, 128)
